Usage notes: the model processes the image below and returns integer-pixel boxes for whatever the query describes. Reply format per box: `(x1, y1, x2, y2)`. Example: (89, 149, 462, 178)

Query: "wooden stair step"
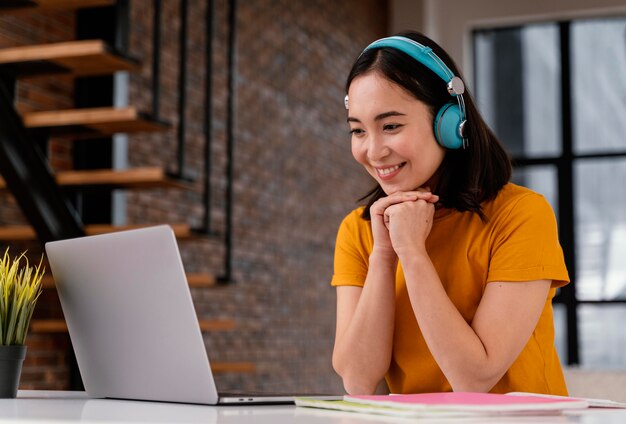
(0, 167, 192, 191)
(0, 40, 138, 78)
(210, 362, 256, 374)
(54, 168, 191, 189)
(84, 223, 193, 237)
(22, 106, 169, 138)
(186, 273, 217, 287)
(41, 272, 216, 289)
(0, 0, 115, 13)
(30, 318, 235, 333)
(0, 222, 193, 242)
(199, 319, 236, 332)
(0, 225, 38, 241)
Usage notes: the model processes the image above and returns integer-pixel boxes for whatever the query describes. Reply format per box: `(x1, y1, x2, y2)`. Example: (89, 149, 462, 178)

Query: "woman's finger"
(371, 192, 421, 214)
(374, 191, 439, 212)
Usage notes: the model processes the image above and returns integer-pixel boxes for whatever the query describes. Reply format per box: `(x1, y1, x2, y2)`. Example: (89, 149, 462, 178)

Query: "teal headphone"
(350, 36, 468, 150)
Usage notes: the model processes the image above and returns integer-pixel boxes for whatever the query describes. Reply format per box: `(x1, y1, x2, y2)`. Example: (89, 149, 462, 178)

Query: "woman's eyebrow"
(347, 111, 406, 123)
(375, 111, 406, 120)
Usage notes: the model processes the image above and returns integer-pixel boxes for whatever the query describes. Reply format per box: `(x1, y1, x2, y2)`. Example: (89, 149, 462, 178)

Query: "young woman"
(331, 31, 570, 396)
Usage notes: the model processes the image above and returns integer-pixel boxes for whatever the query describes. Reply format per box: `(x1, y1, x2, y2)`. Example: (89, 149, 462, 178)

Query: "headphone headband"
(362, 36, 454, 82)
(362, 36, 465, 97)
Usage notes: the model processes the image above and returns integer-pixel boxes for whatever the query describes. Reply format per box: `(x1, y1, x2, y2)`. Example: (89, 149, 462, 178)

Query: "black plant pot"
(0, 345, 26, 398)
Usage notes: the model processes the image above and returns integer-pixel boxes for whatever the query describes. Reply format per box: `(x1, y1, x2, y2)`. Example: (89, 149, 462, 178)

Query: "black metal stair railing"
(218, 0, 237, 284)
(0, 80, 85, 243)
(150, 0, 234, 282)
(202, 0, 215, 237)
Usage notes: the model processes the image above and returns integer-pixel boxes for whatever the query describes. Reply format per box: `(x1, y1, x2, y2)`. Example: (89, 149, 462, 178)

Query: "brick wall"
(1, 0, 388, 392)
(127, 0, 388, 393)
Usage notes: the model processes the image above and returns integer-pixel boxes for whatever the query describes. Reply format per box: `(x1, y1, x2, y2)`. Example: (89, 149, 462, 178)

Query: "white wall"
(389, 0, 424, 33)
(564, 369, 626, 402)
(391, 0, 626, 85)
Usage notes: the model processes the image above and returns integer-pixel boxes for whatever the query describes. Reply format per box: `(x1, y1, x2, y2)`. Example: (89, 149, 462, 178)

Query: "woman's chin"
(380, 183, 414, 196)
(382, 187, 406, 196)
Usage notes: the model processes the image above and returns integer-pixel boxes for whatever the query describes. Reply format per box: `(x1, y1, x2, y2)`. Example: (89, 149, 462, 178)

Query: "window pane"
(572, 18, 626, 154)
(511, 165, 558, 217)
(553, 303, 568, 364)
(579, 305, 626, 368)
(575, 158, 626, 300)
(474, 25, 561, 158)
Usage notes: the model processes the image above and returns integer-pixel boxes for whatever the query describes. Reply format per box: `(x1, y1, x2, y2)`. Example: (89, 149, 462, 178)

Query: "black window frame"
(472, 19, 626, 366)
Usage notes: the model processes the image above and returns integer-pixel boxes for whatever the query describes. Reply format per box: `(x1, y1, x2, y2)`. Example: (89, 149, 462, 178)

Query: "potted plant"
(0, 249, 44, 398)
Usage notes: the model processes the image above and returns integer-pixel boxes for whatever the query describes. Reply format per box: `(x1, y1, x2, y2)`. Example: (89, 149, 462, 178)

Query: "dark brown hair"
(347, 31, 511, 220)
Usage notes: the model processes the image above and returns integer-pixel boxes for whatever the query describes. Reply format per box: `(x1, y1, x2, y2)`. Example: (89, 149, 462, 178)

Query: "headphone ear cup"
(434, 103, 463, 149)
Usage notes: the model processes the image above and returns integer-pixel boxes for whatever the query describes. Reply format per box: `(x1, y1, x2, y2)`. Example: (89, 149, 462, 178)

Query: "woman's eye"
(383, 124, 402, 131)
(349, 128, 365, 136)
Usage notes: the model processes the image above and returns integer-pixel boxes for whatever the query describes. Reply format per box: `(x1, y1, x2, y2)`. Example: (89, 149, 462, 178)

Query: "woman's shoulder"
(484, 183, 554, 222)
(335, 206, 373, 253)
(339, 206, 368, 227)
(338, 206, 371, 236)
(341, 206, 367, 222)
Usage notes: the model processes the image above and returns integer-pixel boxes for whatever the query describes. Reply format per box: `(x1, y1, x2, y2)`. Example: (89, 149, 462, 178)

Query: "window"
(474, 17, 626, 368)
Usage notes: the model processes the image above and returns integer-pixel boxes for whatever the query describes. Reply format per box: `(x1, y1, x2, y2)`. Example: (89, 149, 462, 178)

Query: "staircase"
(0, 1, 251, 383)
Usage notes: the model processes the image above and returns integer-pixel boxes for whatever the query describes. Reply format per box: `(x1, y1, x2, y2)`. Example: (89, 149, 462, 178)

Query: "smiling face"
(347, 71, 446, 195)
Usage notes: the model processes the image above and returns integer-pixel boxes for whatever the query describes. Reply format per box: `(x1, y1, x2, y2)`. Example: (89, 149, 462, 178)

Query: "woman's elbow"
(332, 356, 380, 395)
(336, 368, 379, 395)
(342, 378, 378, 395)
(448, 368, 504, 393)
(450, 380, 493, 393)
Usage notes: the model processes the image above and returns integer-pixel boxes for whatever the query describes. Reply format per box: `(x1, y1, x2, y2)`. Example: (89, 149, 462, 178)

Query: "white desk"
(1, 391, 625, 424)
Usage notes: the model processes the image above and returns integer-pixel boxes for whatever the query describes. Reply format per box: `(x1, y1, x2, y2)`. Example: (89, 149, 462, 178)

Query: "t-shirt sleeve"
(330, 209, 370, 287)
(487, 193, 570, 288)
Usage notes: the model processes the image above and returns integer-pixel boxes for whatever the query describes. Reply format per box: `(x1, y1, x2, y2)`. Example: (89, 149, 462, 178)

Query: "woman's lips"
(375, 162, 406, 180)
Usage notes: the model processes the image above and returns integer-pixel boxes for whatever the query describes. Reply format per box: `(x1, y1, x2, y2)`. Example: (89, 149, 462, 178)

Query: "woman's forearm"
(332, 252, 397, 394)
(401, 253, 496, 392)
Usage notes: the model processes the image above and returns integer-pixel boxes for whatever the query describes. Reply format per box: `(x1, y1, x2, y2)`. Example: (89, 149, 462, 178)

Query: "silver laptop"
(45, 225, 339, 405)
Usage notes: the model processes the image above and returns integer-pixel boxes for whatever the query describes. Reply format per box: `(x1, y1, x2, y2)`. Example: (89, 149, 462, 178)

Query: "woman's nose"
(367, 135, 390, 162)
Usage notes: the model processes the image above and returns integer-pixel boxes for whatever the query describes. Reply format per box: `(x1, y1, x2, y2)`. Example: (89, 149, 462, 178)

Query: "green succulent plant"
(0, 249, 44, 345)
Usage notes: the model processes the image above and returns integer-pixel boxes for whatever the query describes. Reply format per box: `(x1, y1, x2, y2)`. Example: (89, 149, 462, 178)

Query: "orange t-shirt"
(331, 183, 570, 395)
